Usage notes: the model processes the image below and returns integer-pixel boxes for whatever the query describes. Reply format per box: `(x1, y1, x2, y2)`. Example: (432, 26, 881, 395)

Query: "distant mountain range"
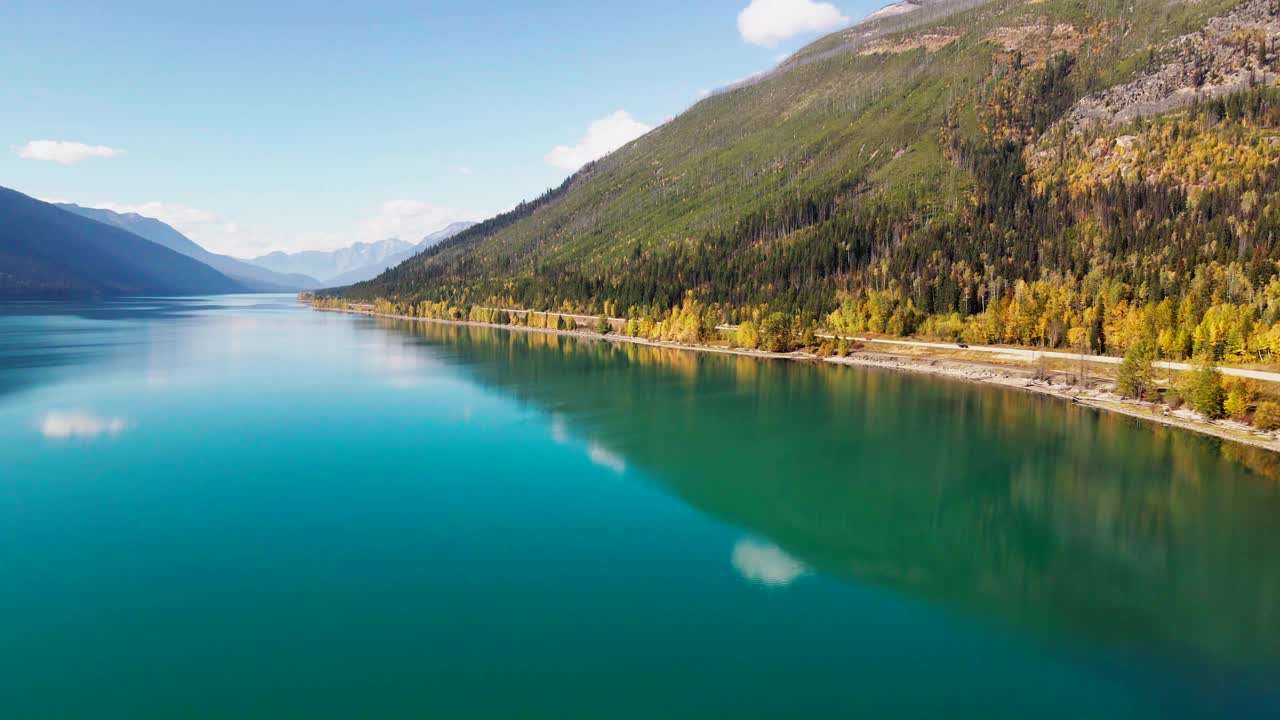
(0, 185, 479, 298)
(320, 222, 477, 286)
(0, 187, 247, 298)
(248, 238, 413, 286)
(250, 221, 476, 286)
(56, 204, 319, 292)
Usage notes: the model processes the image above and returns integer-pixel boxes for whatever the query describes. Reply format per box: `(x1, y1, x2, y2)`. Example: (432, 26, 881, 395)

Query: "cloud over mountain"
(545, 111, 653, 172)
(737, 0, 849, 47)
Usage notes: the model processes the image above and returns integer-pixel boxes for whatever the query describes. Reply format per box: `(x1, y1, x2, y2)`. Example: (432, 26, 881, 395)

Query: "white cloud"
(732, 539, 808, 587)
(92, 201, 272, 256)
(39, 411, 131, 439)
(737, 0, 849, 47)
(356, 200, 483, 247)
(456, 166, 474, 176)
(545, 111, 653, 172)
(95, 201, 221, 227)
(16, 140, 126, 165)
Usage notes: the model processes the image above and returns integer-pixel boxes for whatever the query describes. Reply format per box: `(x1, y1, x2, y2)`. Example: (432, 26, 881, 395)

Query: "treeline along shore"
(306, 294, 1280, 457)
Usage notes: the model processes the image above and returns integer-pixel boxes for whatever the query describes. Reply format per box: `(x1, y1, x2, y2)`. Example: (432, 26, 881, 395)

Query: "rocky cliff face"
(1066, 0, 1280, 128)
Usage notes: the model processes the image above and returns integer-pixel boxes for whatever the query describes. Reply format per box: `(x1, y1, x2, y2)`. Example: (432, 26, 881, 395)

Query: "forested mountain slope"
(0, 187, 247, 298)
(346, 0, 1280, 364)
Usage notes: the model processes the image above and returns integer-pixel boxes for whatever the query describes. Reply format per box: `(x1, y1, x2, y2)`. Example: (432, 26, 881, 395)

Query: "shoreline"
(314, 305, 1280, 455)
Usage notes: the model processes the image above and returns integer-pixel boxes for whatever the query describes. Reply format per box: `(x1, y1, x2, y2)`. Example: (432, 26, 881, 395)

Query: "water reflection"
(587, 442, 627, 474)
(546, 412, 628, 474)
(380, 318, 1280, 670)
(0, 295, 302, 402)
(3, 299, 1278, 717)
(732, 539, 809, 587)
(37, 411, 132, 439)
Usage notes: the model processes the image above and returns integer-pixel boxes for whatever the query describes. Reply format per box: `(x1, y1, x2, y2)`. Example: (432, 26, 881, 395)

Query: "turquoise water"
(2, 295, 1278, 718)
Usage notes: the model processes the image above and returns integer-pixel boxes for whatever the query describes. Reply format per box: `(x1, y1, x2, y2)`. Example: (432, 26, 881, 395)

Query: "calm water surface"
(2, 295, 1279, 718)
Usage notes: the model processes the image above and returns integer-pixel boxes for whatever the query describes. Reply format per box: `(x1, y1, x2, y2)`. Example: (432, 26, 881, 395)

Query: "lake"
(2, 295, 1278, 718)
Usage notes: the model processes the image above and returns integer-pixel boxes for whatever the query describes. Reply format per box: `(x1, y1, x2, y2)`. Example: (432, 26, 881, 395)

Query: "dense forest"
(336, 0, 1280, 371)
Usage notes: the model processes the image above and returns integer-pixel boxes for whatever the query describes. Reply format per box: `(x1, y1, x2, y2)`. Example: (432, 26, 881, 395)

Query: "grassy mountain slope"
(0, 187, 247, 298)
(58, 204, 319, 291)
(347, 0, 1280, 365)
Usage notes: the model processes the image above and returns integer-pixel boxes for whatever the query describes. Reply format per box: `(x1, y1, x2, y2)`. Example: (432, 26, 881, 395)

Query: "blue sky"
(1, 0, 882, 257)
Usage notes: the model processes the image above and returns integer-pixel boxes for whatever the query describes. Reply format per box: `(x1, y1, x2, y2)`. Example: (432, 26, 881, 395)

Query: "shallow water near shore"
(2, 295, 1279, 718)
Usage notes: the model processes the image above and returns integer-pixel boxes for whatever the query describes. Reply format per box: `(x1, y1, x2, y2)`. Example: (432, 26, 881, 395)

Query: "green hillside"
(344, 0, 1280, 364)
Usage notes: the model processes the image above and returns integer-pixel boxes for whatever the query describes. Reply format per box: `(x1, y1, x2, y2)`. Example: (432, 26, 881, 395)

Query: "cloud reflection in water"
(587, 442, 626, 474)
(38, 411, 131, 440)
(549, 414, 626, 474)
(732, 539, 808, 587)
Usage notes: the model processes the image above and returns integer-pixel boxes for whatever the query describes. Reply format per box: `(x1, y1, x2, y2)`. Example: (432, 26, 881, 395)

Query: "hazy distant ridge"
(260, 221, 477, 286)
(57, 204, 319, 291)
(1, 187, 247, 298)
(324, 222, 478, 287)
